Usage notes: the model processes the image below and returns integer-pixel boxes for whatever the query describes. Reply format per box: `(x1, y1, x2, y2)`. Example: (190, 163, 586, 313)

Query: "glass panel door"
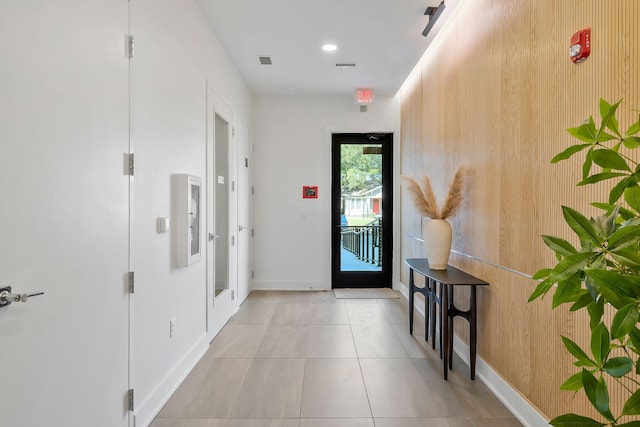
(214, 113, 229, 297)
(332, 133, 393, 288)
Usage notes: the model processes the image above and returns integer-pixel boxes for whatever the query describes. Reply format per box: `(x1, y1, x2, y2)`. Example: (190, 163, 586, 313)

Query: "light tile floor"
(151, 290, 523, 427)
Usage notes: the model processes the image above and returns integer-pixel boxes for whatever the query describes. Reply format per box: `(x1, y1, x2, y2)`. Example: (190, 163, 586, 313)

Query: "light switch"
(157, 216, 170, 233)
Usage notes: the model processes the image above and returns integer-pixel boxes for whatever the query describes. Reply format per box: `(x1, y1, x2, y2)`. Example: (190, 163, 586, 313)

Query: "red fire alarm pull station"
(570, 28, 591, 63)
(303, 186, 318, 199)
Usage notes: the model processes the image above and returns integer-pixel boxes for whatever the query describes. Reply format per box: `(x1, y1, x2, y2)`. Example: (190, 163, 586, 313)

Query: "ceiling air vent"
(335, 63, 356, 68)
(257, 56, 272, 65)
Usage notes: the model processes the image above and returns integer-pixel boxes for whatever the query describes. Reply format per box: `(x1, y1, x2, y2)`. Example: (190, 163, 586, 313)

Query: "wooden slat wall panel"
(399, 0, 640, 419)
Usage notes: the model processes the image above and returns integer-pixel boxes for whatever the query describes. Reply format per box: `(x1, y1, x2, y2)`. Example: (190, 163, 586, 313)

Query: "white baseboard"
(397, 281, 549, 427)
(252, 280, 329, 291)
(133, 334, 209, 427)
(452, 339, 549, 427)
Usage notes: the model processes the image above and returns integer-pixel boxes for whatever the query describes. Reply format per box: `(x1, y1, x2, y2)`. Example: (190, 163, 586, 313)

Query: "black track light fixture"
(422, 1, 446, 37)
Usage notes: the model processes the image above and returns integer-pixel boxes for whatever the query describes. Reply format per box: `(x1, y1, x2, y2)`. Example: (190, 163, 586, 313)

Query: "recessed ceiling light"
(322, 44, 337, 52)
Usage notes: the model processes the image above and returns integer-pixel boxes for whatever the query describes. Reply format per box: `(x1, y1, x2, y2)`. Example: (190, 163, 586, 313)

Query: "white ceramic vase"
(424, 218, 452, 270)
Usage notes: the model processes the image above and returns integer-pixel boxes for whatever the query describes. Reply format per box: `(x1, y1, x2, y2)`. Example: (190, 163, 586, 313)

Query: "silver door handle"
(209, 233, 222, 241)
(0, 286, 44, 308)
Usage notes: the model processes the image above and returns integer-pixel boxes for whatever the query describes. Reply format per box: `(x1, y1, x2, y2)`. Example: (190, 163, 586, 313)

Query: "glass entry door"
(331, 133, 393, 288)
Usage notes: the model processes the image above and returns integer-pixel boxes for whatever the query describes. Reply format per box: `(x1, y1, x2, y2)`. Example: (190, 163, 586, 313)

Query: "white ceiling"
(196, 0, 457, 96)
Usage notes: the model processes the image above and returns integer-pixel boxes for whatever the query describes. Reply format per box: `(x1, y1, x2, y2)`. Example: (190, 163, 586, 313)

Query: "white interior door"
(207, 86, 237, 338)
(0, 1, 131, 426)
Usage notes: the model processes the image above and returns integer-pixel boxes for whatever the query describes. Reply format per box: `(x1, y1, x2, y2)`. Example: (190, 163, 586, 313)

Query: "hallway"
(151, 291, 522, 426)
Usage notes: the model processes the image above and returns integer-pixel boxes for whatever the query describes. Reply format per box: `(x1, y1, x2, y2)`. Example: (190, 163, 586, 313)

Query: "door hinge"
(232, 127, 236, 137)
(251, 186, 255, 195)
(127, 35, 135, 59)
(231, 181, 235, 192)
(251, 270, 255, 279)
(231, 290, 235, 300)
(128, 153, 135, 176)
(251, 228, 254, 237)
(231, 236, 235, 246)
(244, 157, 249, 168)
(128, 389, 134, 411)
(128, 272, 135, 294)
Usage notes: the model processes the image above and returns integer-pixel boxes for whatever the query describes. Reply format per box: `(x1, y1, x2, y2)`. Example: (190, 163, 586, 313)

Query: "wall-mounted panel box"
(175, 174, 202, 267)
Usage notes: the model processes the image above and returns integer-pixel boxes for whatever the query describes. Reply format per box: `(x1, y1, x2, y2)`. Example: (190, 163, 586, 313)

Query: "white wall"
(130, 0, 252, 424)
(252, 95, 400, 291)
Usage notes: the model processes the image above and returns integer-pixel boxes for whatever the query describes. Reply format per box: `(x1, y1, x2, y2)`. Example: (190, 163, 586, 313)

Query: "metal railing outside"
(340, 219, 382, 267)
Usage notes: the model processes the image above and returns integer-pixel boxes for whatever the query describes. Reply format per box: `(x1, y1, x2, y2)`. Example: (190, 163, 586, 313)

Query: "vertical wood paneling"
(400, 0, 640, 419)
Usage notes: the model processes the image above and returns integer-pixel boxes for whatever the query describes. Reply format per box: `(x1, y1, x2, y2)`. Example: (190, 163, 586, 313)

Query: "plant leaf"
(611, 303, 640, 339)
(586, 269, 640, 298)
(592, 207, 618, 239)
(528, 278, 553, 302)
(625, 184, 640, 213)
(586, 269, 639, 308)
(541, 235, 578, 256)
(578, 172, 628, 186)
(603, 357, 633, 377)
(583, 147, 594, 179)
(590, 202, 636, 220)
(617, 422, 640, 427)
(599, 98, 622, 137)
(567, 122, 597, 143)
(560, 372, 584, 391)
(562, 337, 596, 367)
(553, 276, 582, 308)
(570, 292, 594, 311)
(591, 149, 630, 171)
(611, 247, 640, 268)
(626, 118, 640, 136)
(587, 297, 605, 330)
(551, 143, 593, 163)
(622, 388, 640, 416)
(532, 268, 552, 280)
(562, 206, 602, 247)
(582, 370, 614, 421)
(610, 176, 634, 205)
(629, 328, 640, 352)
(595, 131, 617, 142)
(549, 414, 606, 427)
(549, 253, 594, 283)
(623, 136, 640, 149)
(591, 323, 610, 366)
(607, 224, 640, 250)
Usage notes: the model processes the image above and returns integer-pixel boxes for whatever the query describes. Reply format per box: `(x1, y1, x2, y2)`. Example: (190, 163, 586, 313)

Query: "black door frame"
(331, 133, 393, 288)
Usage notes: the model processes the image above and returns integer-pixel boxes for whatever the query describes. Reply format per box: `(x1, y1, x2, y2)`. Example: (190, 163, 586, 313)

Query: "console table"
(405, 258, 489, 380)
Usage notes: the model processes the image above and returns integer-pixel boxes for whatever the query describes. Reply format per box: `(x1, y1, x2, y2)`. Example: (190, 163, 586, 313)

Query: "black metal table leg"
(442, 283, 449, 380)
(471, 286, 477, 380)
(448, 286, 454, 370)
(409, 268, 415, 335)
(424, 278, 430, 342)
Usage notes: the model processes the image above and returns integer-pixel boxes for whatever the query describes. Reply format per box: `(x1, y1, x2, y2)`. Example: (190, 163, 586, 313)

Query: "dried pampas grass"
(402, 163, 470, 219)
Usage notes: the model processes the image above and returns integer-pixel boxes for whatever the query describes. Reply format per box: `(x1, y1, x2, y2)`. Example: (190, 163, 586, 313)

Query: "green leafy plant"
(530, 99, 640, 426)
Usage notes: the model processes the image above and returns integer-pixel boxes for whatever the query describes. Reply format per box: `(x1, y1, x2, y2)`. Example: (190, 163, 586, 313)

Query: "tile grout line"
(347, 300, 377, 425)
(222, 320, 269, 421)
